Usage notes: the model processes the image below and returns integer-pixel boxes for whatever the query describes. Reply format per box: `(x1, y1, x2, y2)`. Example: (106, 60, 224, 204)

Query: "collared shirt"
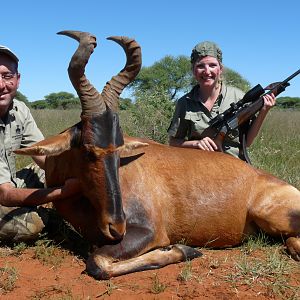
(0, 100, 44, 186)
(167, 84, 245, 158)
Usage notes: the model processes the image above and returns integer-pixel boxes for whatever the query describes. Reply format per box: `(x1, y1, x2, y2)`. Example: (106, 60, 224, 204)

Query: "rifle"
(200, 68, 300, 163)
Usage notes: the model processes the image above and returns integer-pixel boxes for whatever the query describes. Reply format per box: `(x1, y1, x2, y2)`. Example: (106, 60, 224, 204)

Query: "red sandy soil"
(1, 244, 299, 300)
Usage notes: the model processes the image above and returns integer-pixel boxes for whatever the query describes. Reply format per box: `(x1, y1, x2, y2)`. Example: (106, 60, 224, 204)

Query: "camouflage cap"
(0, 45, 19, 63)
(191, 41, 222, 64)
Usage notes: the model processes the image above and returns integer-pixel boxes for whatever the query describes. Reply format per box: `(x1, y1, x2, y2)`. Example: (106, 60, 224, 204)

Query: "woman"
(167, 41, 275, 160)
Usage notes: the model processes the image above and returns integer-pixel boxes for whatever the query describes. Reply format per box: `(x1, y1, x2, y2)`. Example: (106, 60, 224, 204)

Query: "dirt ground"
(1, 239, 300, 300)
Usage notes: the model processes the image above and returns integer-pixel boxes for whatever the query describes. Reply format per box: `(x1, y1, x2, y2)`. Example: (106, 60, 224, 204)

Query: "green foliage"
(129, 55, 192, 100)
(120, 86, 175, 144)
(276, 96, 300, 109)
(59, 97, 81, 110)
(44, 92, 78, 109)
(30, 100, 49, 109)
(31, 96, 80, 110)
(119, 97, 133, 110)
(15, 91, 30, 105)
(222, 67, 251, 92)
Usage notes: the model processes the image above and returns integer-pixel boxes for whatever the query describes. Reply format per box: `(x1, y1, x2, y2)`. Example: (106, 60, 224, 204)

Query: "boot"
(0, 206, 48, 242)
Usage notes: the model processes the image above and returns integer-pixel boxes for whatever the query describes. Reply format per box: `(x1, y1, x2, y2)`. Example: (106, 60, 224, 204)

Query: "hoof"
(175, 244, 203, 260)
(286, 237, 300, 261)
(85, 259, 110, 280)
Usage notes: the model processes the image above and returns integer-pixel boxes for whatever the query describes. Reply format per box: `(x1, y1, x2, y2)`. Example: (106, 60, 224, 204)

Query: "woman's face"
(192, 56, 222, 89)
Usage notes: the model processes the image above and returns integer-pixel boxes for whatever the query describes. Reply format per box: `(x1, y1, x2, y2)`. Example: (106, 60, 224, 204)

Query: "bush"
(120, 87, 175, 144)
(276, 97, 300, 109)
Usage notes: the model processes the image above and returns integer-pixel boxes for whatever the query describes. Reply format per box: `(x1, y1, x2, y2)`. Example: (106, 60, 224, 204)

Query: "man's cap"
(0, 45, 19, 63)
(191, 41, 222, 64)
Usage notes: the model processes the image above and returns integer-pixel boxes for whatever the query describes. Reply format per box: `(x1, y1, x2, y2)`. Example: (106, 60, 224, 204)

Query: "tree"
(15, 91, 30, 105)
(60, 97, 81, 110)
(129, 55, 192, 100)
(222, 67, 251, 92)
(44, 92, 77, 109)
(119, 98, 133, 110)
(120, 86, 175, 144)
(276, 97, 300, 109)
(30, 100, 49, 109)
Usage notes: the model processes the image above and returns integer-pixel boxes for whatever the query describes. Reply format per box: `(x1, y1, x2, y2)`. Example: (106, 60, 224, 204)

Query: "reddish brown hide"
(80, 136, 300, 279)
(15, 31, 300, 280)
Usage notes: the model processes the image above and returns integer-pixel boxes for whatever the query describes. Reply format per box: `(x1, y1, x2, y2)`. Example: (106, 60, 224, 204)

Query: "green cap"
(191, 41, 222, 64)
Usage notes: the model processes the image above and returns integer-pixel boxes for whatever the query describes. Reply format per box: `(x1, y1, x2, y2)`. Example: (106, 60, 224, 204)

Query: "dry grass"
(150, 273, 167, 294)
(250, 109, 300, 189)
(0, 265, 18, 294)
(33, 238, 70, 268)
(225, 233, 300, 299)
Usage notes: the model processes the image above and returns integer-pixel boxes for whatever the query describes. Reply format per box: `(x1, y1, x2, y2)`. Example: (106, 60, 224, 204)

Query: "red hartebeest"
(16, 31, 300, 280)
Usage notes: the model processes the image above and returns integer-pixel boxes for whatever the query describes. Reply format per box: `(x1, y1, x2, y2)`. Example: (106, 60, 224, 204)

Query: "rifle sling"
(238, 118, 254, 164)
(239, 133, 251, 164)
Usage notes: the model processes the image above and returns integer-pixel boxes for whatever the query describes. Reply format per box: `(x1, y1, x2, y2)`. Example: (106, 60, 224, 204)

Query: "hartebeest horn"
(57, 30, 106, 116)
(57, 32, 141, 115)
(101, 36, 142, 112)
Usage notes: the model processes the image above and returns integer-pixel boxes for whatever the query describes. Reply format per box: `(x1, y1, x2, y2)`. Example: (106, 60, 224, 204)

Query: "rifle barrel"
(282, 68, 300, 83)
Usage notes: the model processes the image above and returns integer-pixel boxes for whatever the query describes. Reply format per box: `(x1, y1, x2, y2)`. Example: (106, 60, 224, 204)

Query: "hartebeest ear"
(118, 140, 149, 155)
(14, 128, 74, 157)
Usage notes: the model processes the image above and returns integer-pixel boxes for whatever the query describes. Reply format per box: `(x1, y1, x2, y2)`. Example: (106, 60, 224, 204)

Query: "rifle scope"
(241, 84, 265, 105)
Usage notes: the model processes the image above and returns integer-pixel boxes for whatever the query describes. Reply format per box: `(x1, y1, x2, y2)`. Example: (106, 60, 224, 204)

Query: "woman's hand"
(246, 92, 276, 146)
(262, 93, 276, 112)
(193, 137, 218, 151)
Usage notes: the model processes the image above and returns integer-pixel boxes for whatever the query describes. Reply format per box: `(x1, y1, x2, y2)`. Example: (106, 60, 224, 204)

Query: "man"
(0, 45, 80, 242)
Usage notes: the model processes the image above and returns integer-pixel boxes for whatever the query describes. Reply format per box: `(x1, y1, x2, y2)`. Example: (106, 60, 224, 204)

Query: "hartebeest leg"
(250, 184, 300, 261)
(85, 224, 202, 279)
(286, 237, 300, 261)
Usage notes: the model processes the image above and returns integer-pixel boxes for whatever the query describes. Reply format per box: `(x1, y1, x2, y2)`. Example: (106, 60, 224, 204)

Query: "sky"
(1, 0, 300, 101)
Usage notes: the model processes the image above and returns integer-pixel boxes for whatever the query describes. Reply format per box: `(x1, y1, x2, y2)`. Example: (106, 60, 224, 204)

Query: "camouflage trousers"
(0, 163, 48, 242)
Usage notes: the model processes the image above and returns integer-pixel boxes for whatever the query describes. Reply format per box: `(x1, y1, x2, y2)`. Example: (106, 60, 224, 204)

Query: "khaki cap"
(0, 45, 19, 63)
(191, 41, 222, 64)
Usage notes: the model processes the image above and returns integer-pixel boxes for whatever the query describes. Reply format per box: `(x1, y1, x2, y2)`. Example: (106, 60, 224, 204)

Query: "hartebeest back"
(16, 31, 300, 280)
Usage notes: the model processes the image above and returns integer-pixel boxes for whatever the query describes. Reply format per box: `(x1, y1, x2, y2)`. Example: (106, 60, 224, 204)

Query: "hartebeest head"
(15, 31, 143, 242)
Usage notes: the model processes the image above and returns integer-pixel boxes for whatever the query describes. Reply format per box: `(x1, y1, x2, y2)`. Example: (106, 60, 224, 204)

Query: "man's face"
(192, 56, 222, 89)
(0, 55, 20, 117)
